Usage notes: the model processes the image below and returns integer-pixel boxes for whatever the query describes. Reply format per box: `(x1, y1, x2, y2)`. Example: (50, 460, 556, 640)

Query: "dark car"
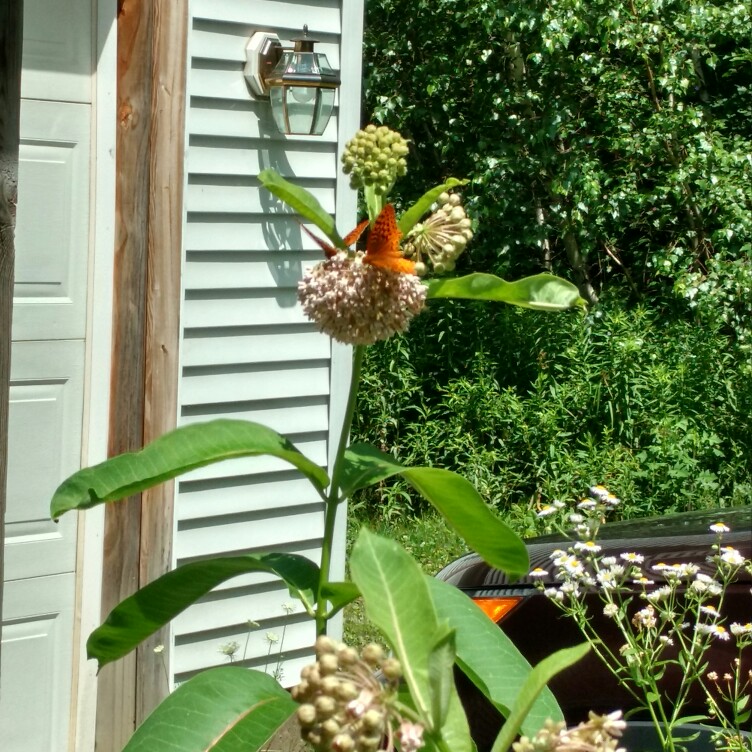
(436, 505, 752, 749)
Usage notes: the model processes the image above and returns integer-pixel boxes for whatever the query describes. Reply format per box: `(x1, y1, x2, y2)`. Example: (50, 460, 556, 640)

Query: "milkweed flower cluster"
(292, 636, 424, 752)
(528, 487, 752, 752)
(403, 192, 473, 276)
(512, 711, 626, 752)
(298, 253, 427, 345)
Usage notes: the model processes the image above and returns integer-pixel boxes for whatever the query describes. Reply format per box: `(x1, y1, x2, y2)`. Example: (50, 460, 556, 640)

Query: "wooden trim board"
(96, 1, 187, 748)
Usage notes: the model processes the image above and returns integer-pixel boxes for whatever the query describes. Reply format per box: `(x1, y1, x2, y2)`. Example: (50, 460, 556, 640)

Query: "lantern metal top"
(244, 26, 341, 135)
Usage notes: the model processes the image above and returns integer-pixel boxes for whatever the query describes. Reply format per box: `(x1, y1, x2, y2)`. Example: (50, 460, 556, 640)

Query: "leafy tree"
(364, 0, 752, 343)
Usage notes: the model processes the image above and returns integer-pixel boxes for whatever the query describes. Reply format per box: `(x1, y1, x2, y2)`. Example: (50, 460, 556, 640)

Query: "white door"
(1, 1, 94, 749)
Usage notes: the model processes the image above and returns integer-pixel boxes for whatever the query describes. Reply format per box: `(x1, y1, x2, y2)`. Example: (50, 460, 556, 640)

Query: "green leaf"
(426, 577, 563, 737)
(491, 643, 591, 752)
(88, 553, 320, 668)
(673, 715, 711, 726)
(350, 529, 472, 752)
(426, 273, 586, 310)
(258, 169, 346, 249)
(320, 581, 361, 617)
(123, 667, 295, 752)
(398, 178, 470, 235)
(51, 419, 329, 518)
(341, 444, 528, 579)
(428, 625, 457, 731)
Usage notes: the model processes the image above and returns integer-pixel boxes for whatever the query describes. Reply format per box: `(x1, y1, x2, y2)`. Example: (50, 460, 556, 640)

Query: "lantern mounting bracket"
(244, 31, 283, 98)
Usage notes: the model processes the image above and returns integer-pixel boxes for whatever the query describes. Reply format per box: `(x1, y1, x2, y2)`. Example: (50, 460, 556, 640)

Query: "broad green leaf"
(427, 625, 457, 731)
(341, 444, 528, 579)
(51, 419, 329, 518)
(258, 169, 346, 249)
(123, 666, 295, 752)
(426, 577, 563, 737)
(320, 581, 361, 617)
(88, 553, 319, 668)
(426, 273, 586, 310)
(398, 178, 470, 234)
(350, 529, 472, 752)
(491, 643, 591, 752)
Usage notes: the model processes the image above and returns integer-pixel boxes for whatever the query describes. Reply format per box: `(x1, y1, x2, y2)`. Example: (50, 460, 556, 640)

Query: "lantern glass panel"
(311, 88, 336, 136)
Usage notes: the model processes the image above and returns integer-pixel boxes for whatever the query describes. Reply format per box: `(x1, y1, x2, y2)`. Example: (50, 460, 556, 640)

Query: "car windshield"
(532, 505, 751, 544)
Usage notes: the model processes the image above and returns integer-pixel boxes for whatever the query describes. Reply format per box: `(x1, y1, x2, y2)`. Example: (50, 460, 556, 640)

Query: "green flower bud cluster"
(292, 636, 403, 752)
(403, 192, 473, 276)
(341, 125, 409, 194)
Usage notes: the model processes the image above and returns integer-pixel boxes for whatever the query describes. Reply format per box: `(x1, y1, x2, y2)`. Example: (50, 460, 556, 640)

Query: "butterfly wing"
(344, 219, 369, 247)
(363, 204, 415, 275)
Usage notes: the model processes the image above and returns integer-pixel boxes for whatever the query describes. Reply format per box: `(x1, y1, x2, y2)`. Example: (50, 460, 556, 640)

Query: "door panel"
(3, 340, 84, 582)
(12, 101, 91, 342)
(0, 574, 76, 751)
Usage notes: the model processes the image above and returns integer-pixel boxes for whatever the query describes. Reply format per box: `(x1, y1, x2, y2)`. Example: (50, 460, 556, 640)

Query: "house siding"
(172, 0, 363, 686)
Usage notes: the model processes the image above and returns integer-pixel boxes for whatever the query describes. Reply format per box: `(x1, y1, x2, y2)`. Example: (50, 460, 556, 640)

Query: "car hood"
(437, 506, 752, 589)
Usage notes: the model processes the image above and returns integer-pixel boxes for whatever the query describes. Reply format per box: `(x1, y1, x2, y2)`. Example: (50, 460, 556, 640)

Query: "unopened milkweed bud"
(341, 126, 409, 193)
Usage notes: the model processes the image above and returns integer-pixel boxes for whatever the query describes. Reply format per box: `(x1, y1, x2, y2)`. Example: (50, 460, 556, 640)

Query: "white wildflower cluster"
(512, 711, 626, 752)
(341, 125, 409, 194)
(402, 192, 473, 276)
(297, 253, 427, 345)
(292, 636, 424, 752)
(527, 488, 752, 750)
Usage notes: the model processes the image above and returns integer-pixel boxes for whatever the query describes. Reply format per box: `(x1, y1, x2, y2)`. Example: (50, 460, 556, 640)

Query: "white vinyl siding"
(173, 0, 362, 686)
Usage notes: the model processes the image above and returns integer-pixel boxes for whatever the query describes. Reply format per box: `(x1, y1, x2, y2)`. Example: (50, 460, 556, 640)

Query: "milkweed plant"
(531, 487, 752, 752)
(47, 127, 611, 752)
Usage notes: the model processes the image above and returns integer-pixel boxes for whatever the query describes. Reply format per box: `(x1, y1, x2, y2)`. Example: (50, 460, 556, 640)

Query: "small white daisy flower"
(529, 567, 549, 578)
(720, 548, 745, 567)
(699, 604, 720, 618)
(589, 485, 609, 497)
(709, 522, 730, 534)
(730, 622, 752, 636)
(575, 540, 602, 553)
(646, 585, 672, 603)
(596, 570, 618, 589)
(696, 624, 731, 641)
(633, 576, 655, 586)
(620, 552, 645, 564)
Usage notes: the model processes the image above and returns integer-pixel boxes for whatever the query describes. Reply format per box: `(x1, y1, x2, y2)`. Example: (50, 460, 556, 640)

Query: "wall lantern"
(244, 26, 341, 136)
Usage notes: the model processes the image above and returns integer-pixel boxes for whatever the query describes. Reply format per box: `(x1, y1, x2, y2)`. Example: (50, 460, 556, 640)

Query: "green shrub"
(351, 297, 752, 529)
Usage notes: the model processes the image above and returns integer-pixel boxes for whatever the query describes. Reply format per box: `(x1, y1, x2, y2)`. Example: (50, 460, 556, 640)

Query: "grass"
(344, 509, 468, 648)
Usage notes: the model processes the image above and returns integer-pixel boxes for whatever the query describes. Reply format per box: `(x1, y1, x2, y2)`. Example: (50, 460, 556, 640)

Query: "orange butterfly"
(301, 204, 415, 275)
